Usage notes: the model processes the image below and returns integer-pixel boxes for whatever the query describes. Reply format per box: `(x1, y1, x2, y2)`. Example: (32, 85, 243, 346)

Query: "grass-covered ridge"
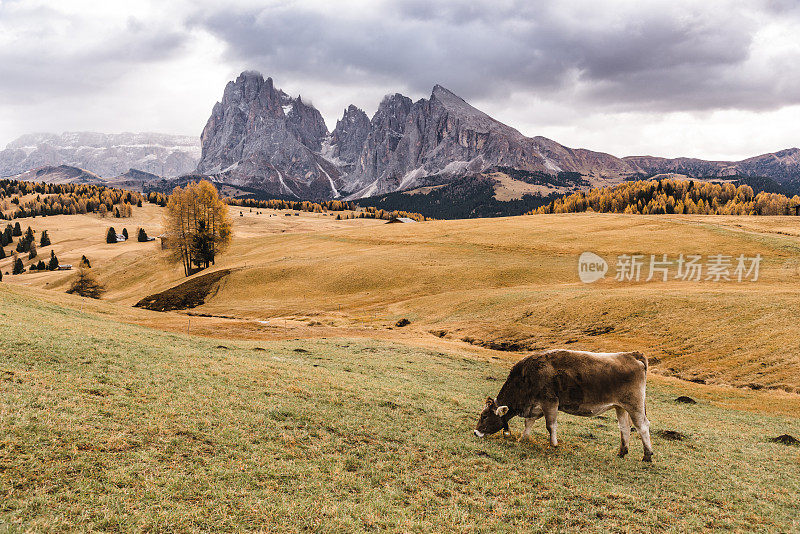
(1, 288, 799, 532)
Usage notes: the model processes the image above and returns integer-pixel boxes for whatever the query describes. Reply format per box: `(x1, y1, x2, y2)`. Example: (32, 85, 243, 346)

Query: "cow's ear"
(495, 405, 509, 416)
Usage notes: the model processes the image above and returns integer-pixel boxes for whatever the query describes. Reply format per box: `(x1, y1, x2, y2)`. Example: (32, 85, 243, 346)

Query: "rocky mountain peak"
(196, 72, 341, 199)
(326, 105, 370, 172)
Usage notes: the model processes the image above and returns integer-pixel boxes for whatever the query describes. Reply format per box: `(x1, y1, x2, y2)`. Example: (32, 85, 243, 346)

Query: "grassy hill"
(4, 208, 800, 392)
(1, 287, 799, 532)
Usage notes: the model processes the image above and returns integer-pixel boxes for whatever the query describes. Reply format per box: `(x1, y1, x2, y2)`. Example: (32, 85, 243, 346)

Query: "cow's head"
(474, 396, 509, 437)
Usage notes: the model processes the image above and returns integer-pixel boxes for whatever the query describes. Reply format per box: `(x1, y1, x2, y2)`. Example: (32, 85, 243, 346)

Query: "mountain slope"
(625, 148, 800, 190)
(0, 132, 199, 179)
(9, 164, 106, 185)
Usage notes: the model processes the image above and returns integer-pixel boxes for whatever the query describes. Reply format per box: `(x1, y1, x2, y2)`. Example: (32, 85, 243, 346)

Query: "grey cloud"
(191, 0, 800, 113)
(0, 3, 189, 104)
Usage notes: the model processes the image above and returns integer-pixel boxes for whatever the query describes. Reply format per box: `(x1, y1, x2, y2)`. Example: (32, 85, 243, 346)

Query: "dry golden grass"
(4, 209, 800, 393)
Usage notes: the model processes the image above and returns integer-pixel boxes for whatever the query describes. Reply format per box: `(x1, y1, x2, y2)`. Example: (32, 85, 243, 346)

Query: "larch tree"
(163, 180, 232, 276)
(67, 264, 105, 299)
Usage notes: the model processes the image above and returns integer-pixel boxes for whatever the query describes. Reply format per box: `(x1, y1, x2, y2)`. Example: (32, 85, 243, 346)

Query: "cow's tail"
(632, 351, 648, 372)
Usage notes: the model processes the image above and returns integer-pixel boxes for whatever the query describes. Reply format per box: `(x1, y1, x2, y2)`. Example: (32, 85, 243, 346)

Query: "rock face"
(342, 85, 637, 198)
(323, 105, 371, 175)
(0, 132, 199, 179)
(196, 71, 343, 199)
(195, 71, 800, 200)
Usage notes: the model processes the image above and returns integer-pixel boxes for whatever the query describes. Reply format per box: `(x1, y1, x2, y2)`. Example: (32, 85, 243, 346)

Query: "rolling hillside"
(1, 287, 798, 532)
(4, 207, 800, 392)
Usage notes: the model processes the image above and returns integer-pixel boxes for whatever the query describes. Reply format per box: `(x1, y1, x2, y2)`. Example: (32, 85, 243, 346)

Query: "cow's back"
(510, 350, 647, 414)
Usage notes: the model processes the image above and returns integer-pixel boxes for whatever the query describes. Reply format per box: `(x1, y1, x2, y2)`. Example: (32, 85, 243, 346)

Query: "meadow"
(1, 287, 798, 532)
(1, 206, 800, 531)
(10, 207, 800, 390)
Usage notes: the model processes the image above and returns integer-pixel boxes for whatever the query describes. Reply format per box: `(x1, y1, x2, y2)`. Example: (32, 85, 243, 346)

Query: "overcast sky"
(1, 0, 799, 160)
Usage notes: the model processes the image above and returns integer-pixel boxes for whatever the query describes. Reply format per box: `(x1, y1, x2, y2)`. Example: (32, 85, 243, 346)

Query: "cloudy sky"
(1, 0, 799, 160)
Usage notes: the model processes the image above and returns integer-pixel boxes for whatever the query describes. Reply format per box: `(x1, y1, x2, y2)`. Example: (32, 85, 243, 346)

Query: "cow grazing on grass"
(474, 349, 653, 462)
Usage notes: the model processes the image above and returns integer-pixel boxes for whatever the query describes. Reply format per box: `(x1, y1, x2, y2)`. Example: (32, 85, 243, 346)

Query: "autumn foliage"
(532, 179, 800, 216)
(164, 181, 233, 276)
(0, 179, 142, 219)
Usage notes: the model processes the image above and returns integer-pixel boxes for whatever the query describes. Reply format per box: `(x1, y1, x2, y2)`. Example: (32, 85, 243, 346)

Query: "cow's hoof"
(642, 453, 653, 463)
(618, 447, 628, 458)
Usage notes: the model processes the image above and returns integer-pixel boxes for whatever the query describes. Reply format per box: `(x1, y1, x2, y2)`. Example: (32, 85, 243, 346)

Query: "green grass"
(1, 288, 799, 532)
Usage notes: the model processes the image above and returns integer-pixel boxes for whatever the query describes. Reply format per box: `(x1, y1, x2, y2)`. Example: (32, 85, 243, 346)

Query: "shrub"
(106, 227, 117, 244)
(0, 247, 4, 260)
(36, 260, 46, 270)
(80, 255, 91, 268)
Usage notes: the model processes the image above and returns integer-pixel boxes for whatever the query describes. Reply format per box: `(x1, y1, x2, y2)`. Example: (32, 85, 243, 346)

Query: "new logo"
(578, 252, 608, 283)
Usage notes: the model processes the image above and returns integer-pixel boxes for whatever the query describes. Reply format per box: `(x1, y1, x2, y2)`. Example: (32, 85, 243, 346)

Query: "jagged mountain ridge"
(196, 72, 800, 200)
(0, 132, 200, 179)
(4, 72, 797, 201)
(195, 73, 637, 200)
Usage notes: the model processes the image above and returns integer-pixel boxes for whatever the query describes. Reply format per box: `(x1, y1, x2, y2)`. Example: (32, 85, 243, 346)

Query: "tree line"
(531, 179, 800, 216)
(0, 179, 143, 220)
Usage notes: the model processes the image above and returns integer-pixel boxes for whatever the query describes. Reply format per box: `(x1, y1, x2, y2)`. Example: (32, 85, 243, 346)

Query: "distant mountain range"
(0, 132, 200, 180)
(3, 72, 799, 205)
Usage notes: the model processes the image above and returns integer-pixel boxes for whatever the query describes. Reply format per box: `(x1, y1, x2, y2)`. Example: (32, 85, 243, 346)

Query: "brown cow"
(474, 349, 653, 461)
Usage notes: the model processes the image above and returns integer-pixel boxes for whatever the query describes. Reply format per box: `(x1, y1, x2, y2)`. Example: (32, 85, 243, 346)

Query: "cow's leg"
(615, 406, 631, 458)
(542, 402, 559, 447)
(519, 408, 543, 442)
(628, 408, 653, 462)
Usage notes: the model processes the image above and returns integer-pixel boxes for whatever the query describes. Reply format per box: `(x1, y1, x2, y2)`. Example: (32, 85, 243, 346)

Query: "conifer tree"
(122, 228, 128, 240)
(28, 242, 36, 260)
(12, 222, 21, 236)
(12, 255, 24, 274)
(48, 250, 59, 271)
(40, 230, 51, 247)
(106, 227, 117, 244)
